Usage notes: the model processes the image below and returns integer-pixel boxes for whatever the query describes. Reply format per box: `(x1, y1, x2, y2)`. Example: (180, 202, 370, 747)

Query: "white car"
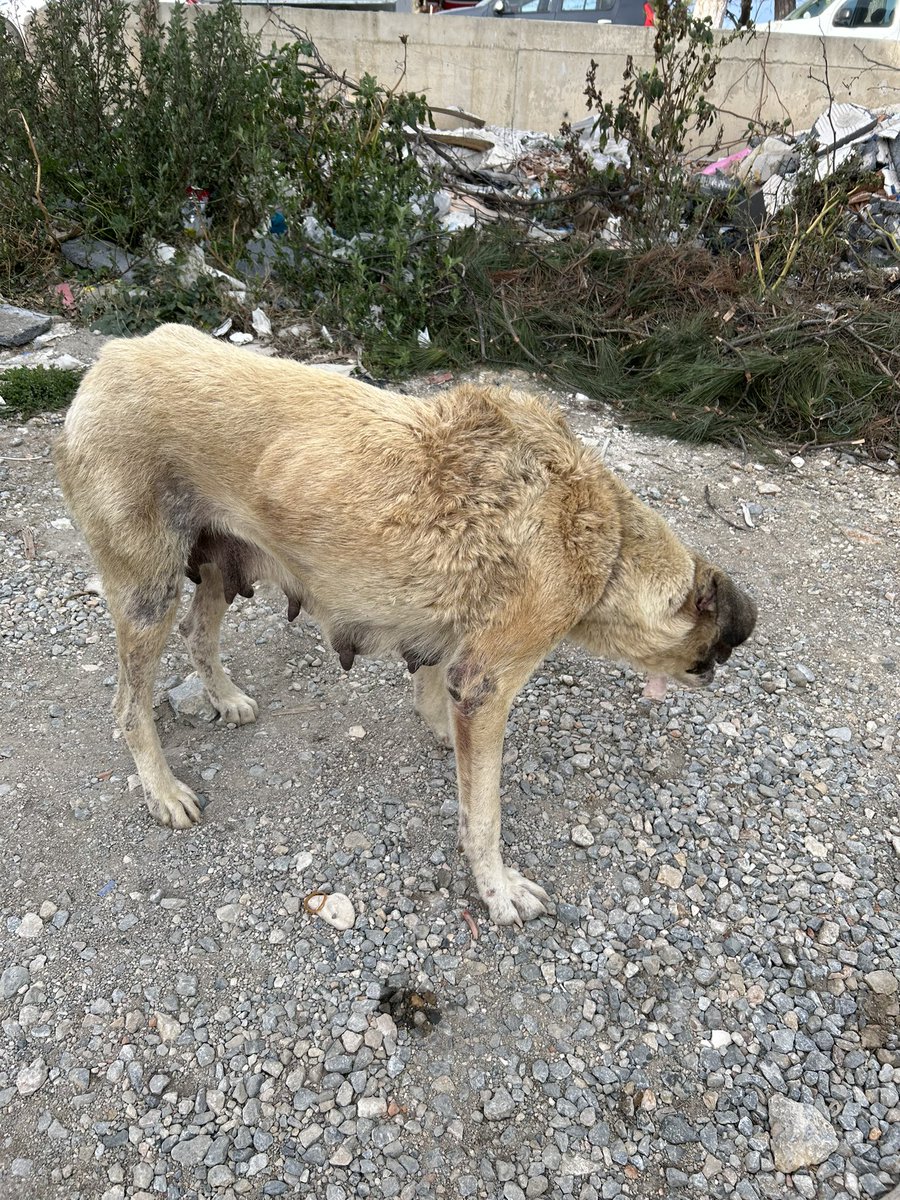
(0, 0, 47, 43)
(763, 0, 899, 38)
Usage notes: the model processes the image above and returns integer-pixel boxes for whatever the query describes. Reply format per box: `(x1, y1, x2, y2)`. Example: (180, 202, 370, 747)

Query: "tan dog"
(55, 324, 756, 925)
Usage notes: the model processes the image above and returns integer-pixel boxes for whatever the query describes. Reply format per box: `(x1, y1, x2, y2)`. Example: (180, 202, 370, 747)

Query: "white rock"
(865, 970, 898, 996)
(16, 1057, 48, 1096)
(570, 824, 594, 848)
(804, 834, 828, 860)
(155, 1013, 182, 1043)
(756, 481, 781, 495)
(215, 903, 241, 924)
(51, 353, 84, 371)
(357, 1096, 387, 1119)
(295, 851, 313, 874)
(347, 725, 366, 740)
(657, 865, 684, 889)
(16, 913, 43, 939)
(561, 1153, 595, 1177)
(768, 1095, 838, 1173)
(309, 892, 355, 931)
(817, 920, 840, 946)
(710, 1030, 732, 1049)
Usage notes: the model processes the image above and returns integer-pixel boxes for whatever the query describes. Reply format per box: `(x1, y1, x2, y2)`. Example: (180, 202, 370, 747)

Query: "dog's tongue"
(642, 673, 668, 702)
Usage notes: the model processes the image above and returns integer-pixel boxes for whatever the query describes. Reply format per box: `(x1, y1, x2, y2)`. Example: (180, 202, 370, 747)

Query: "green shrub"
(0, 0, 276, 283)
(0, 367, 83, 418)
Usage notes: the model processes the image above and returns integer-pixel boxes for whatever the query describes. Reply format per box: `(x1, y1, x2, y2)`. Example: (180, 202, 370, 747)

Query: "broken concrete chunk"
(762, 173, 797, 216)
(0, 305, 52, 348)
(61, 235, 136, 276)
(814, 103, 878, 153)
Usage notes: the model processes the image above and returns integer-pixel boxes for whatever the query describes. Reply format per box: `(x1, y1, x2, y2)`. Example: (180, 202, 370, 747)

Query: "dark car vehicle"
(443, 0, 652, 22)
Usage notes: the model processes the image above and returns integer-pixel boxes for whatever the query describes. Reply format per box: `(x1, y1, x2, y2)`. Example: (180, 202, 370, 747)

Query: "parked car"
(0, 0, 46, 44)
(443, 0, 652, 21)
(763, 0, 899, 38)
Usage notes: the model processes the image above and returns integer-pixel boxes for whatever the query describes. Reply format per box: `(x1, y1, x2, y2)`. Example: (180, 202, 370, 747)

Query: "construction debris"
(0, 305, 52, 348)
(413, 99, 900, 269)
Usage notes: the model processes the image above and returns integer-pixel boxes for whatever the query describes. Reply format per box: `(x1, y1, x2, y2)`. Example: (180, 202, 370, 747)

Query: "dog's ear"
(692, 565, 757, 649)
(694, 574, 717, 615)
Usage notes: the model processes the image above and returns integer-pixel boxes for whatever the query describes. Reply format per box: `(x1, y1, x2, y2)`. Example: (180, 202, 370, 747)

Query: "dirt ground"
(0, 343, 898, 1200)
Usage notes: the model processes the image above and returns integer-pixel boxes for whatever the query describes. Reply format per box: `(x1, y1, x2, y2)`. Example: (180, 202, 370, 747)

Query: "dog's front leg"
(449, 656, 550, 925)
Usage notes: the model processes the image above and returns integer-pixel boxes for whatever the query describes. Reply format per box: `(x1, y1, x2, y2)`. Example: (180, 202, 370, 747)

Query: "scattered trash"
(701, 147, 750, 176)
(51, 353, 85, 371)
(461, 909, 479, 940)
(97, 879, 116, 898)
(734, 137, 796, 186)
(417, 328, 432, 347)
(51, 283, 78, 314)
(304, 890, 356, 931)
(251, 307, 272, 337)
(228, 332, 254, 347)
(181, 185, 210, 237)
(213, 317, 233, 338)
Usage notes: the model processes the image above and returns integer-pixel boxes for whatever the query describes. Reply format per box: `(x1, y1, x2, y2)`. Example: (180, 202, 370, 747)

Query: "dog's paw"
(148, 779, 202, 829)
(482, 868, 550, 926)
(414, 704, 453, 748)
(213, 687, 259, 726)
(430, 724, 454, 750)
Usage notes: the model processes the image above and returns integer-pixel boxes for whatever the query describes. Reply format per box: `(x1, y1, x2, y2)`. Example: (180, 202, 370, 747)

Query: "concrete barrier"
(164, 4, 900, 145)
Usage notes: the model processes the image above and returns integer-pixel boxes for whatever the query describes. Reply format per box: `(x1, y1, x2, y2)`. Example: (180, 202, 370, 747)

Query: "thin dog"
(55, 324, 757, 925)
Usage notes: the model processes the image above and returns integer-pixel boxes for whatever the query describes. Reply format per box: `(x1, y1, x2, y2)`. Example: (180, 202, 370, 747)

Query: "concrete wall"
(165, 4, 900, 145)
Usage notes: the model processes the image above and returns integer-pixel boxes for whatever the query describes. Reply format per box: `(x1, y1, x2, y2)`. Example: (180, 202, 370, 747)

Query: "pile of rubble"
(418, 100, 900, 266)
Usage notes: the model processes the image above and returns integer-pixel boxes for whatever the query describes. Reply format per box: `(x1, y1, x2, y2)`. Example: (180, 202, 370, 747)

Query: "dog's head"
(573, 555, 757, 691)
(660, 559, 758, 688)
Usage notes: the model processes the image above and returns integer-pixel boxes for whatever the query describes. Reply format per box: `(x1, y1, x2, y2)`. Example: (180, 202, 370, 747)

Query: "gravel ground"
(1, 335, 898, 1200)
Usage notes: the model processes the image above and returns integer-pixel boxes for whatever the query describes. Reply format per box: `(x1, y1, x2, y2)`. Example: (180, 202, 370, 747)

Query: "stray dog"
(55, 324, 757, 925)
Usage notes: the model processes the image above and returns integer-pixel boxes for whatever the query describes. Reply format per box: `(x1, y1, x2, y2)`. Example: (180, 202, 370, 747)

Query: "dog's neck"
(570, 486, 697, 663)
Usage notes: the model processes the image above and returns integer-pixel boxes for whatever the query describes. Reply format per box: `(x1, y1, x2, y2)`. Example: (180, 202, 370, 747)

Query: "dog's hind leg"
(179, 563, 259, 725)
(413, 665, 453, 748)
(108, 579, 202, 829)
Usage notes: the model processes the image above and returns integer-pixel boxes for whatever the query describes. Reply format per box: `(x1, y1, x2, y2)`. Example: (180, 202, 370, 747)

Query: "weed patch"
(0, 367, 83, 418)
